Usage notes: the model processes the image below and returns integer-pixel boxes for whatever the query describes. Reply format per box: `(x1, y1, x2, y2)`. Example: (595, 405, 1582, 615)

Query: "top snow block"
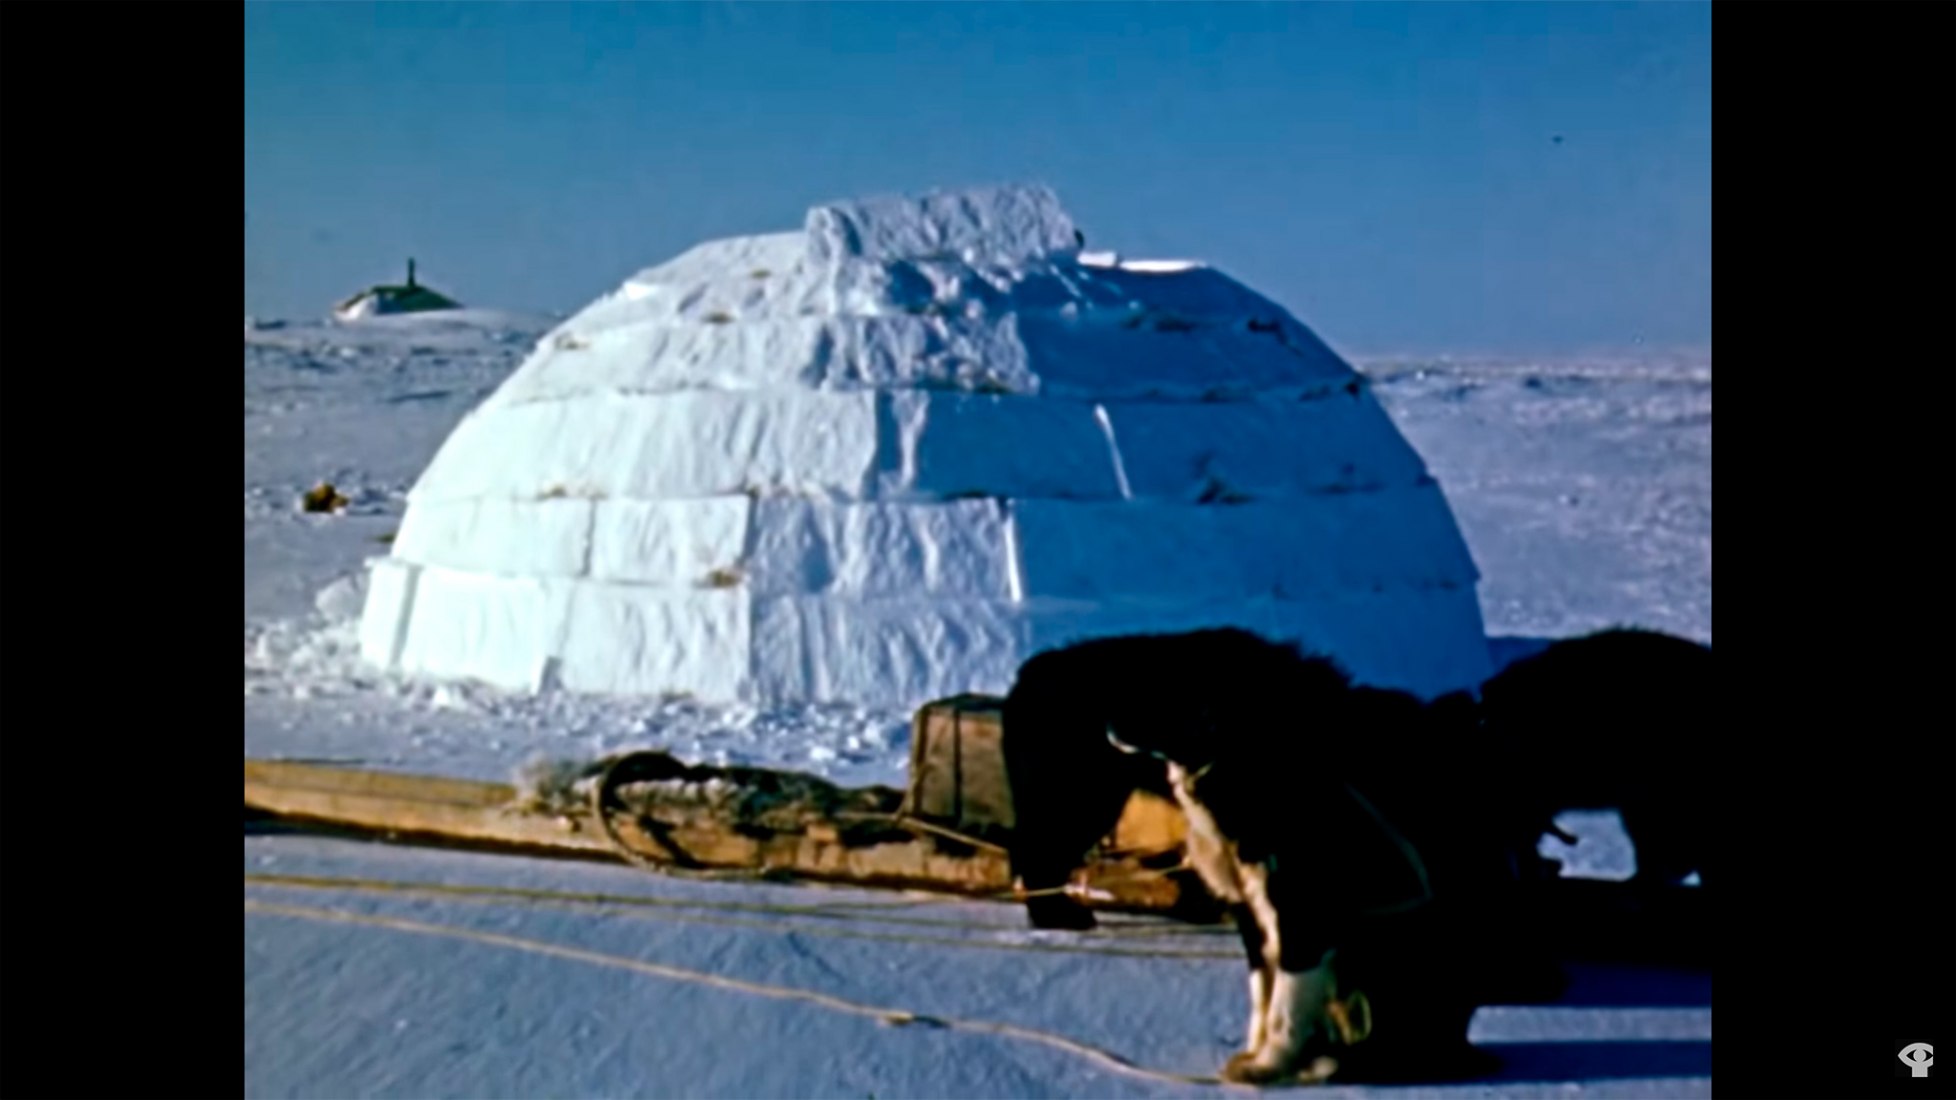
(805, 184, 1080, 266)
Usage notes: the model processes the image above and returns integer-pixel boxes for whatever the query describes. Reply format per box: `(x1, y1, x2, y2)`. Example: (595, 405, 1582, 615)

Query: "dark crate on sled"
(902, 693, 1205, 920)
(904, 694, 1015, 838)
(901, 694, 1190, 860)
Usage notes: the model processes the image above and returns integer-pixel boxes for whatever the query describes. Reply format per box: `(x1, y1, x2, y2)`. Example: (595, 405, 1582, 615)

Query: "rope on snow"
(244, 897, 1283, 1091)
(243, 871, 1237, 961)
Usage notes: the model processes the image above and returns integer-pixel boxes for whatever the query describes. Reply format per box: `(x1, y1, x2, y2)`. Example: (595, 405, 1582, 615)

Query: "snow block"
(390, 497, 594, 578)
(410, 390, 880, 504)
(806, 184, 1078, 266)
(1015, 599, 1311, 679)
(816, 315, 1036, 394)
(1104, 396, 1430, 502)
(358, 557, 420, 670)
(394, 568, 574, 692)
(492, 314, 1042, 406)
(1266, 585, 1492, 699)
(1016, 588, 1491, 702)
(612, 232, 823, 321)
(1070, 263, 1300, 325)
(1010, 489, 1478, 603)
(588, 497, 752, 587)
(624, 232, 811, 290)
(877, 392, 1124, 500)
(494, 309, 1347, 407)
(750, 597, 1023, 705)
(747, 588, 1487, 708)
(744, 499, 1013, 598)
(490, 320, 828, 406)
(555, 583, 750, 699)
(1016, 313, 1348, 400)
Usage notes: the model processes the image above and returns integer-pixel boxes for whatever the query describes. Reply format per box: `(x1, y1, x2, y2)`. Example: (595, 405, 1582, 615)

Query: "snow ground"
(244, 313, 1710, 1096)
(1365, 354, 1710, 646)
(245, 832, 1709, 1099)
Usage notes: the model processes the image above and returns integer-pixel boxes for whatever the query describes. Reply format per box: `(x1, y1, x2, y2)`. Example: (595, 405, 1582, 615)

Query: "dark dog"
(1001, 628, 1348, 931)
(1124, 675, 1534, 1082)
(1478, 628, 1712, 888)
(1001, 628, 1540, 1083)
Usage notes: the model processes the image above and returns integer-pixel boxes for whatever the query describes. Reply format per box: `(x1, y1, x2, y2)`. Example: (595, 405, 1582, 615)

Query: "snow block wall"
(360, 184, 1492, 706)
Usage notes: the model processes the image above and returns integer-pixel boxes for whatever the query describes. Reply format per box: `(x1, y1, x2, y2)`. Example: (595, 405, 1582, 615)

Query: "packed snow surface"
(245, 833, 1709, 1098)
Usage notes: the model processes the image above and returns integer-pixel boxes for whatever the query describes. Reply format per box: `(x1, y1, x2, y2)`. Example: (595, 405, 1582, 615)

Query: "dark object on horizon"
(1552, 135, 1564, 145)
(333, 258, 462, 320)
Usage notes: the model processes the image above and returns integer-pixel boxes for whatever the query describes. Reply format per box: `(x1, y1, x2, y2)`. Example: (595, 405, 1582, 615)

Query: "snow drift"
(358, 184, 1491, 707)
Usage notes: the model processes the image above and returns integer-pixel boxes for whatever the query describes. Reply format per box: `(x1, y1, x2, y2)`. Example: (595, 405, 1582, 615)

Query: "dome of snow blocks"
(360, 184, 1491, 706)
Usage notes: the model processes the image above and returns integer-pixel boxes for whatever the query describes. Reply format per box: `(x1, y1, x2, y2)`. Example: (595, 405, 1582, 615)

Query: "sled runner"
(243, 711, 1193, 915)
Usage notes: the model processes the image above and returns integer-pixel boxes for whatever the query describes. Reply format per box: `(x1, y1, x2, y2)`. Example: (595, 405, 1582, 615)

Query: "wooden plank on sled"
(244, 756, 1194, 912)
(244, 759, 615, 854)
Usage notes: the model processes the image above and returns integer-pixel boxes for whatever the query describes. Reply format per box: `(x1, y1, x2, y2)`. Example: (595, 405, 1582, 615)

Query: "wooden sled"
(244, 694, 1203, 917)
(244, 694, 1707, 964)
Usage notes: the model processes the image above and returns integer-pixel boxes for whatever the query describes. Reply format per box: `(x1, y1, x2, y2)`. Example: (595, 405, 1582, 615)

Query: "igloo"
(358, 185, 1491, 707)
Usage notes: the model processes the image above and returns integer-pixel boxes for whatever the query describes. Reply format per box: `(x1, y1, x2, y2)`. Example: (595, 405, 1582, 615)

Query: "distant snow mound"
(357, 184, 1490, 708)
(245, 310, 553, 356)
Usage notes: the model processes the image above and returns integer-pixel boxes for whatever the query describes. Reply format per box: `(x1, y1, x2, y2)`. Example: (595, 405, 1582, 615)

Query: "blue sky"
(244, 2, 1709, 355)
